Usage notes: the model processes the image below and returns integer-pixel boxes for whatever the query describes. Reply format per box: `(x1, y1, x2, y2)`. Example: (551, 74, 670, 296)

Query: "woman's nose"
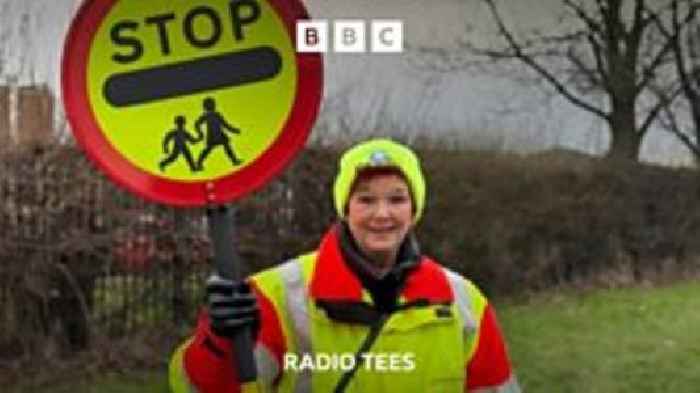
(373, 201, 391, 218)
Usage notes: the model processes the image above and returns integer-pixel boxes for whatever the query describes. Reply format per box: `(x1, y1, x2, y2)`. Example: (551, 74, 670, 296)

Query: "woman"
(170, 139, 521, 393)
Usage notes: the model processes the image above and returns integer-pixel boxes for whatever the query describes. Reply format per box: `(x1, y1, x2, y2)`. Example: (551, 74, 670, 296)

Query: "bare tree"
(423, 0, 699, 161)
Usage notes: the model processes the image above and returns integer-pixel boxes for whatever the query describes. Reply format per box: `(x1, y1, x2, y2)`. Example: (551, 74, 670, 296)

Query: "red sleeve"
(182, 283, 287, 392)
(183, 312, 240, 393)
(465, 304, 514, 390)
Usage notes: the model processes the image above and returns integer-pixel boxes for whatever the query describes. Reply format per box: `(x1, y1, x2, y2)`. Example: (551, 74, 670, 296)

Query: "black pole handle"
(206, 205, 257, 384)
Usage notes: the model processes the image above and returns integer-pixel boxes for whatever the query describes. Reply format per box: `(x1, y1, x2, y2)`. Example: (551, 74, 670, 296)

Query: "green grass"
(11, 371, 169, 393)
(498, 280, 700, 393)
(53, 373, 168, 393)
(18, 279, 700, 392)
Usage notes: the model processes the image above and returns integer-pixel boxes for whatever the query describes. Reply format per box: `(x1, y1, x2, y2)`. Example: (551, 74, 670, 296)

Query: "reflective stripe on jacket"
(170, 228, 520, 393)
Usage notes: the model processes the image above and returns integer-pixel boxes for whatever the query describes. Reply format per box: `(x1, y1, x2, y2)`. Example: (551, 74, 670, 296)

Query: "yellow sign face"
(86, 0, 296, 180)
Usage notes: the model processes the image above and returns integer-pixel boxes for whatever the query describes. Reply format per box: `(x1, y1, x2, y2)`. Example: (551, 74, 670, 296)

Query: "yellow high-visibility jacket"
(170, 227, 520, 393)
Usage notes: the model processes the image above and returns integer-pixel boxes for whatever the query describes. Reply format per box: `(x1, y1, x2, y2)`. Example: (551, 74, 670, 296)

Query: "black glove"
(206, 274, 260, 339)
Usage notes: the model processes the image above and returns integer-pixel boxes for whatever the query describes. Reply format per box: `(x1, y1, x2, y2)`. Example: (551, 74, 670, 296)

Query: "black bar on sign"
(103, 46, 282, 107)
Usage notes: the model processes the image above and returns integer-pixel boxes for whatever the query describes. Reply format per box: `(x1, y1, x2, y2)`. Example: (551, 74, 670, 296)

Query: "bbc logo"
(296, 20, 403, 53)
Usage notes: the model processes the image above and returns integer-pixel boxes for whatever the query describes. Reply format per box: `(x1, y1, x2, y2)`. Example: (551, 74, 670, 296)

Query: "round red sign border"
(62, 0, 323, 206)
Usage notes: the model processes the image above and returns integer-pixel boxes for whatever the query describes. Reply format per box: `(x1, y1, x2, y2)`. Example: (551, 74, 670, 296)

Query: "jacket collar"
(309, 226, 454, 304)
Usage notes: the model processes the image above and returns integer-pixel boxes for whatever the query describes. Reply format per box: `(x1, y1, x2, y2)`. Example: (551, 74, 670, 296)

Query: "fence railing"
(0, 144, 337, 364)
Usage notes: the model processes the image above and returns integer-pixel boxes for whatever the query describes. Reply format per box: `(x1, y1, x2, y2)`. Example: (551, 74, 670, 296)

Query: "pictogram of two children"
(159, 97, 243, 173)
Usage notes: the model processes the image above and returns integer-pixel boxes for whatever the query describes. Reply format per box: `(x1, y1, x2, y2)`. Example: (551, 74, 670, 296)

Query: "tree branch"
(587, 32, 611, 89)
(561, 1, 613, 86)
(659, 103, 700, 158)
(483, 0, 609, 120)
(623, 0, 646, 71)
(565, 45, 603, 90)
(637, 1, 700, 93)
(639, 84, 682, 135)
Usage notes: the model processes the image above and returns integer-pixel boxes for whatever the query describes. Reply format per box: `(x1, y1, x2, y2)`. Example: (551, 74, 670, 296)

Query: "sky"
(0, 0, 691, 165)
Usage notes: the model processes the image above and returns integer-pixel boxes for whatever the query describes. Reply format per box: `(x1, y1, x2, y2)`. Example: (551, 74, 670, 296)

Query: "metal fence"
(0, 144, 336, 364)
(0, 147, 197, 359)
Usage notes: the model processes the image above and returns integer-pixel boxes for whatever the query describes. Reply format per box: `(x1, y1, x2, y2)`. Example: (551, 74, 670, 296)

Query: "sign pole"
(206, 205, 259, 392)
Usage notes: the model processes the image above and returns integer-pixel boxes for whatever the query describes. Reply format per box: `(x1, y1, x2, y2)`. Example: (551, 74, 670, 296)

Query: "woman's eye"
(357, 195, 375, 204)
(389, 195, 409, 204)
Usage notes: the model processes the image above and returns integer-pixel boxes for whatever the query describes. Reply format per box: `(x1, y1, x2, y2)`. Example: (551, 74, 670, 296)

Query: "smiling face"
(346, 170, 414, 269)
